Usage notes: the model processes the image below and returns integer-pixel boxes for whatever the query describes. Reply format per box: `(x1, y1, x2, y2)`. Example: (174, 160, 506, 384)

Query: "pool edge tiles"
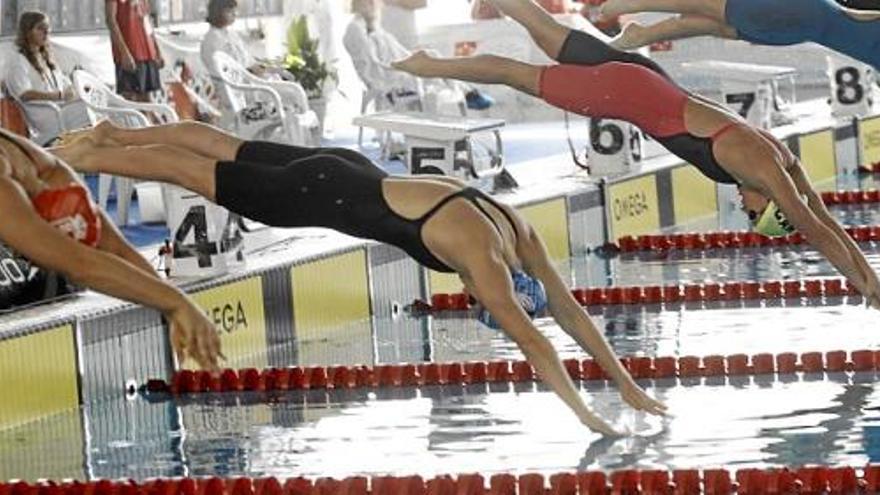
(859, 114, 880, 169)
(187, 277, 269, 370)
(0, 324, 80, 430)
(290, 250, 374, 366)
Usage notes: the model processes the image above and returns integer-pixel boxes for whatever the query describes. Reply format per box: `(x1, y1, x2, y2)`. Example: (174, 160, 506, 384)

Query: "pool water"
(2, 206, 880, 481)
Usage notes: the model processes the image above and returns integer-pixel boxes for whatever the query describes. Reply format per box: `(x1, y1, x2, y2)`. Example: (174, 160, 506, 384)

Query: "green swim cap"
(754, 200, 796, 237)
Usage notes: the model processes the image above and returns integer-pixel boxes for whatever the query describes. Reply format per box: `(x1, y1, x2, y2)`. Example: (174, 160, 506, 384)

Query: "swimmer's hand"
(581, 413, 625, 437)
(167, 302, 223, 371)
(619, 378, 668, 416)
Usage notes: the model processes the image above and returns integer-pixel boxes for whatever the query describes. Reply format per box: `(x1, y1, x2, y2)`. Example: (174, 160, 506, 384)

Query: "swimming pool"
(2, 200, 880, 482)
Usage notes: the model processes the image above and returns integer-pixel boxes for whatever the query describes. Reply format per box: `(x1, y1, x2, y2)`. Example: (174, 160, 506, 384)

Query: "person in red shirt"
(105, 0, 165, 102)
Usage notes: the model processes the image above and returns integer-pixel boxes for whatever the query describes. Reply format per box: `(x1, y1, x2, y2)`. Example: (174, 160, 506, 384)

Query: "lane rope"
(147, 347, 880, 396)
(424, 277, 862, 313)
(613, 225, 880, 254)
(5, 464, 880, 495)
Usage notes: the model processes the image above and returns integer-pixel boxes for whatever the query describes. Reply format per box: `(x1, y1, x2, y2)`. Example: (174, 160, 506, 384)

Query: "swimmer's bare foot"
(90, 119, 118, 146)
(391, 50, 436, 78)
(55, 120, 117, 148)
(50, 135, 99, 169)
(54, 126, 95, 148)
(609, 22, 649, 50)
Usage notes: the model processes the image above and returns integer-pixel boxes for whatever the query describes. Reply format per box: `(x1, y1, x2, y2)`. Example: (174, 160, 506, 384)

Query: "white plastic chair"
(71, 69, 178, 226)
(211, 51, 318, 145)
(15, 98, 65, 146)
(154, 34, 223, 119)
(1, 82, 65, 145)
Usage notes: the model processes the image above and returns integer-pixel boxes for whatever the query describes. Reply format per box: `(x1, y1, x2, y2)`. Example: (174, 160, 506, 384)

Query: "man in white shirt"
(380, 0, 425, 50)
(344, 0, 423, 108)
(344, 0, 494, 112)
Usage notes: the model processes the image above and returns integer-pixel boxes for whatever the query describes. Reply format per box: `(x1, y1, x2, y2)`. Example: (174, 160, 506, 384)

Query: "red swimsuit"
(540, 62, 689, 138)
(538, 37, 742, 185)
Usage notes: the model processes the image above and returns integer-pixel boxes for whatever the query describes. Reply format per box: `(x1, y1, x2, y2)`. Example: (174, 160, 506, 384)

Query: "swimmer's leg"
(85, 120, 245, 161)
(486, 0, 571, 59)
(66, 143, 219, 201)
(610, 15, 738, 49)
(393, 51, 543, 97)
(601, 0, 728, 22)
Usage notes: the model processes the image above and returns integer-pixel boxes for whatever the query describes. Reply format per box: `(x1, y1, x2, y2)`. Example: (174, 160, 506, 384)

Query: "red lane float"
(426, 277, 861, 315)
(148, 348, 880, 396)
(615, 224, 880, 254)
(6, 465, 880, 495)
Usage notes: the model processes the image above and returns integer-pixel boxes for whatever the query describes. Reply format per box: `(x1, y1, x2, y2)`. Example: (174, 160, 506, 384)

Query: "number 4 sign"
(165, 185, 244, 278)
(828, 54, 874, 119)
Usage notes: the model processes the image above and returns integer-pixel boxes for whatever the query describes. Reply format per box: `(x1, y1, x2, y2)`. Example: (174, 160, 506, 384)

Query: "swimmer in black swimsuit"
(55, 119, 667, 436)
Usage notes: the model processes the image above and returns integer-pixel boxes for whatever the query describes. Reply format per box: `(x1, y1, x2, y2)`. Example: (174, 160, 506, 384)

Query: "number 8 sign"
(165, 185, 244, 278)
(828, 54, 874, 118)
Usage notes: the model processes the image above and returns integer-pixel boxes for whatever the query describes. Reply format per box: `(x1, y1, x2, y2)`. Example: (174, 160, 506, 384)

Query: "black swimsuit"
(215, 141, 517, 273)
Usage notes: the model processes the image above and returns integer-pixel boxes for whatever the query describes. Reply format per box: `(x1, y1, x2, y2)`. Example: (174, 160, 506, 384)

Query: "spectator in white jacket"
(380, 0, 425, 50)
(6, 11, 90, 145)
(200, 0, 265, 78)
(344, 0, 494, 112)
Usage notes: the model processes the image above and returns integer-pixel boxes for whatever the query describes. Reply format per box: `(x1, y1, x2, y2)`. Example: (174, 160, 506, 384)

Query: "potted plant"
(284, 15, 337, 135)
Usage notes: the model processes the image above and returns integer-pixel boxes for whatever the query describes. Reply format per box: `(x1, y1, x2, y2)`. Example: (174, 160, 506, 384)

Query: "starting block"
(353, 112, 507, 181)
(681, 60, 798, 128)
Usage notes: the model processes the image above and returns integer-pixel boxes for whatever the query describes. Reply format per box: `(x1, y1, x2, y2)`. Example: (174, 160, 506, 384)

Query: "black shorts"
(115, 60, 162, 95)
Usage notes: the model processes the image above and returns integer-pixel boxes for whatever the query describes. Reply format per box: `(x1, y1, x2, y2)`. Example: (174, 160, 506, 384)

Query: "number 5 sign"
(165, 185, 244, 278)
(828, 54, 874, 119)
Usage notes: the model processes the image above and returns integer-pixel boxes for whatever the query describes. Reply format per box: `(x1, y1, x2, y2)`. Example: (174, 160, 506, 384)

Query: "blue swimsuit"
(725, 0, 880, 68)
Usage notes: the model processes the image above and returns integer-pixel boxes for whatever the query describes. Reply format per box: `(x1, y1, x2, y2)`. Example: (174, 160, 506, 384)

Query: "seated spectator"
(200, 0, 310, 114)
(200, 0, 268, 78)
(345, 0, 494, 112)
(381, 0, 426, 50)
(5, 11, 91, 145)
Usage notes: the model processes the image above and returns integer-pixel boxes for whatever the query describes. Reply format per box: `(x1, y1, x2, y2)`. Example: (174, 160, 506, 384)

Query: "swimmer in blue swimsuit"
(599, 0, 880, 69)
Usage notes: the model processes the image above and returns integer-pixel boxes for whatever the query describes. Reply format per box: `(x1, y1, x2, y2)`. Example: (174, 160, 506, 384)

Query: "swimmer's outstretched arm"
(517, 226, 668, 416)
(760, 165, 880, 308)
(0, 160, 222, 370)
(786, 164, 880, 308)
(459, 248, 622, 436)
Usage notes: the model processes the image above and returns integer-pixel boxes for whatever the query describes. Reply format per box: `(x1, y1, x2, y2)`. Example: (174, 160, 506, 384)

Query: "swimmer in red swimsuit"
(393, 0, 880, 309)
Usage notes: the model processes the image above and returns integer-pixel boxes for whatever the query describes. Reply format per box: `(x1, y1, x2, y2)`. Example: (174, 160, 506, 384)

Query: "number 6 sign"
(165, 185, 244, 278)
(588, 118, 643, 176)
(828, 54, 874, 119)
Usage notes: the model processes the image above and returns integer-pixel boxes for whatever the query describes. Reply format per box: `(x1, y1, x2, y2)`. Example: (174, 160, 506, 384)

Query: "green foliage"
(285, 15, 337, 99)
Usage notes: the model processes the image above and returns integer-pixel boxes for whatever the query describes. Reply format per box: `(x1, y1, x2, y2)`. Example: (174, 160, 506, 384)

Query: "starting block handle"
(466, 129, 505, 179)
